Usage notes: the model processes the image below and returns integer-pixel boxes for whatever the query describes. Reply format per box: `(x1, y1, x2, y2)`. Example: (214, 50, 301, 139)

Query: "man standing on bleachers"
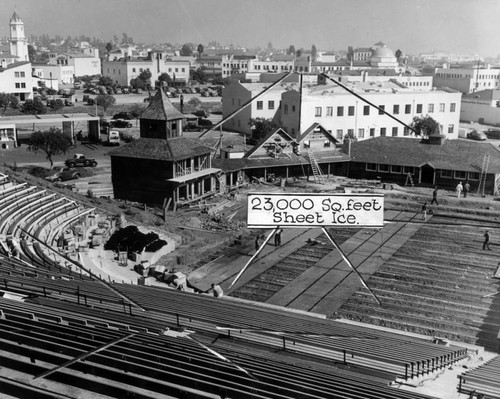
(483, 230, 492, 250)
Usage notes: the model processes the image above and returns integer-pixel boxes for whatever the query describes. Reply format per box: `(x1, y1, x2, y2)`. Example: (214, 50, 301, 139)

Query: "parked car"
(111, 119, 133, 128)
(65, 154, 98, 168)
(45, 167, 81, 182)
(467, 130, 487, 141)
(112, 112, 134, 120)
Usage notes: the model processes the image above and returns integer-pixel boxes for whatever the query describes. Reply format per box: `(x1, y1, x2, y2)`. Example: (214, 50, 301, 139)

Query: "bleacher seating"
(458, 355, 500, 398)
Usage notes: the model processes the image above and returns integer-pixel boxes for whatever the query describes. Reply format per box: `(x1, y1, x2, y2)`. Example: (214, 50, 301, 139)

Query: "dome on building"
(372, 46, 395, 58)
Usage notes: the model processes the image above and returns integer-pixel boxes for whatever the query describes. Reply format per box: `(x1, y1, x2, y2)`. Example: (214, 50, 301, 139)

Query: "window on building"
(326, 106, 333, 116)
(405, 104, 411, 114)
(416, 104, 423, 113)
(366, 163, 377, 171)
(182, 68, 185, 72)
(348, 106, 355, 116)
(132, 68, 136, 72)
(14, 72, 19, 77)
(347, 129, 354, 138)
(303, 140, 310, 149)
(292, 105, 296, 112)
(336, 129, 343, 140)
(453, 171, 466, 180)
(284, 104, 288, 114)
(369, 128, 375, 137)
(439, 103, 445, 112)
(15, 83, 20, 88)
(324, 140, 331, 147)
(448, 124, 454, 134)
(378, 164, 390, 172)
(378, 105, 385, 115)
(21, 83, 25, 88)
(358, 128, 365, 138)
(380, 127, 386, 136)
(428, 103, 434, 113)
(393, 105, 400, 114)
(391, 165, 402, 173)
(450, 103, 456, 112)
(468, 172, 480, 180)
(256, 101, 263, 110)
(392, 127, 398, 136)
(404, 127, 411, 136)
(268, 100, 275, 110)
(363, 105, 370, 115)
(315, 107, 322, 117)
(337, 106, 344, 116)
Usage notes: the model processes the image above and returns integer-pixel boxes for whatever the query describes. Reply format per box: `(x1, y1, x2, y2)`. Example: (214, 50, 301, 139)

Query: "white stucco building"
(0, 61, 34, 101)
(280, 82, 462, 141)
(434, 65, 500, 94)
(460, 89, 500, 125)
(222, 81, 296, 134)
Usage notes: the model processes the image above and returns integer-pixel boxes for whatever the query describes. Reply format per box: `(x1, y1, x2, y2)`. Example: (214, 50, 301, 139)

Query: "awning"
(167, 167, 222, 183)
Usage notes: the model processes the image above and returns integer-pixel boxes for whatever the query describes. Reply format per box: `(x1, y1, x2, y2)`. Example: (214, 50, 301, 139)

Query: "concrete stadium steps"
(337, 221, 500, 349)
(73, 174, 114, 198)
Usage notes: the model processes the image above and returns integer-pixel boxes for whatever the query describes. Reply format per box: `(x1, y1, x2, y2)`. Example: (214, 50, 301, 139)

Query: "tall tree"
(267, 41, 273, 50)
(95, 94, 116, 115)
(191, 68, 206, 84)
(27, 128, 72, 169)
(138, 70, 152, 89)
(395, 49, 402, 60)
(105, 42, 113, 55)
(27, 45, 36, 63)
(181, 43, 193, 56)
(286, 45, 296, 55)
(411, 115, 440, 138)
(0, 93, 19, 116)
(249, 118, 280, 143)
(197, 44, 204, 59)
(311, 44, 317, 61)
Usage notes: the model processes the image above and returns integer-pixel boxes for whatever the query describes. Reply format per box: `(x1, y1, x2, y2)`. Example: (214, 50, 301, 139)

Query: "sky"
(1, 0, 500, 57)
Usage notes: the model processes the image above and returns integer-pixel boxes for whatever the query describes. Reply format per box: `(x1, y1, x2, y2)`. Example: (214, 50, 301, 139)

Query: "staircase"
(477, 154, 490, 197)
(307, 150, 325, 184)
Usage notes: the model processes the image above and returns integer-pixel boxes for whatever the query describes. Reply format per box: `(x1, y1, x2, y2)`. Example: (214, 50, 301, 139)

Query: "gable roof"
(244, 128, 295, 158)
(139, 89, 185, 121)
(350, 137, 500, 173)
(107, 137, 212, 161)
(296, 123, 339, 144)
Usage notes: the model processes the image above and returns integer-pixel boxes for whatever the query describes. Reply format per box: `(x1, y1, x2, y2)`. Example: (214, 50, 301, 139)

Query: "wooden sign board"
(247, 193, 384, 228)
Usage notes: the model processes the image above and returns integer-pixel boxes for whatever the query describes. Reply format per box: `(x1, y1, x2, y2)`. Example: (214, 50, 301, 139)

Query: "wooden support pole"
(321, 227, 381, 306)
(230, 227, 278, 287)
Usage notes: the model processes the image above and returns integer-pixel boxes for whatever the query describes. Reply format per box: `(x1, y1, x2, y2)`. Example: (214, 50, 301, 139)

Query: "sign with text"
(247, 193, 384, 228)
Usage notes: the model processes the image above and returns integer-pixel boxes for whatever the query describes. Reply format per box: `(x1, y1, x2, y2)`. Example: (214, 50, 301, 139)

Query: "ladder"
(307, 150, 325, 184)
(405, 172, 414, 187)
(477, 154, 490, 197)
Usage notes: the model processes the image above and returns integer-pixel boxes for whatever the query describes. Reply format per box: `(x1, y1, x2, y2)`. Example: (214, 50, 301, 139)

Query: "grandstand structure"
(0, 169, 499, 398)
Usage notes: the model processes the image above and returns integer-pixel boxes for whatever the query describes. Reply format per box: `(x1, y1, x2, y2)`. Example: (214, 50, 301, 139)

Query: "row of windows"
(167, 68, 186, 73)
(335, 124, 454, 139)
(366, 163, 479, 180)
(312, 102, 456, 117)
(14, 71, 25, 78)
(405, 81, 430, 87)
(131, 67, 151, 73)
(256, 100, 276, 110)
(14, 83, 26, 88)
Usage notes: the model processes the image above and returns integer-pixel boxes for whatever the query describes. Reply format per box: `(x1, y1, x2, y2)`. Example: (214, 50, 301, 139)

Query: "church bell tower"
(9, 12, 29, 62)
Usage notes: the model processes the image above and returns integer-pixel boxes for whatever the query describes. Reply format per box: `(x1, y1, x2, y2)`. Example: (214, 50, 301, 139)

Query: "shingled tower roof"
(140, 88, 185, 121)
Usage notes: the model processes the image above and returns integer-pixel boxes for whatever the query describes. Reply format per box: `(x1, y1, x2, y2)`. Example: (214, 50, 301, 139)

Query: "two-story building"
(108, 88, 220, 208)
(222, 81, 296, 134)
(0, 61, 33, 101)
